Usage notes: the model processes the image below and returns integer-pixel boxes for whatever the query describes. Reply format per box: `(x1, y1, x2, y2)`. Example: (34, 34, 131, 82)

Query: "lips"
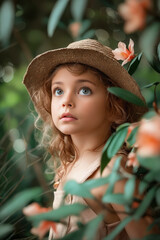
(60, 113, 77, 120)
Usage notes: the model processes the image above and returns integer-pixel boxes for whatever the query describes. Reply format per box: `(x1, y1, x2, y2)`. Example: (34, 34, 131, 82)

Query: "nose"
(62, 93, 74, 108)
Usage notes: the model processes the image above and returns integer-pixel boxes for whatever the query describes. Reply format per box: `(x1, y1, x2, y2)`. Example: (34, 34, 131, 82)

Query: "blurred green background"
(0, 0, 159, 239)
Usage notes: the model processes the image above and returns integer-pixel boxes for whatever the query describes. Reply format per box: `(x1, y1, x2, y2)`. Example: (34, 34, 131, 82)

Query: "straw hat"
(23, 39, 146, 122)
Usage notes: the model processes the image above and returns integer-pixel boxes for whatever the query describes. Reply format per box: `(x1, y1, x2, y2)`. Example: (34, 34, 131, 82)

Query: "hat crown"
(67, 39, 114, 59)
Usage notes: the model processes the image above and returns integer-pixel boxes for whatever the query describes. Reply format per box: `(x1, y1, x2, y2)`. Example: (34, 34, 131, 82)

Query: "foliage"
(0, 0, 160, 239)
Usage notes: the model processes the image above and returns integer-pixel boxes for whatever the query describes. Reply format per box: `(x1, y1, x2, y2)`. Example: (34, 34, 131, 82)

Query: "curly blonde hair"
(34, 63, 134, 180)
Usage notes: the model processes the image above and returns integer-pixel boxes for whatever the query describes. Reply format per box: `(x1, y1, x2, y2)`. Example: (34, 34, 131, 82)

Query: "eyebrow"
(52, 79, 97, 86)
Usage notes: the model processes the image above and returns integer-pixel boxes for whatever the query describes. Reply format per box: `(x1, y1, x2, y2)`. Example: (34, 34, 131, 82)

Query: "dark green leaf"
(158, 43, 160, 61)
(107, 127, 128, 158)
(0, 188, 42, 220)
(108, 87, 146, 107)
(0, 224, 14, 238)
(71, 0, 88, 21)
(103, 193, 126, 204)
(0, 0, 15, 45)
(139, 171, 157, 194)
(156, 188, 160, 206)
(64, 180, 94, 199)
(47, 0, 70, 37)
(101, 133, 116, 173)
(103, 216, 133, 240)
(133, 186, 157, 220)
(29, 203, 87, 224)
(140, 22, 160, 73)
(124, 177, 135, 202)
(140, 234, 160, 240)
(128, 52, 142, 75)
(126, 126, 139, 147)
(137, 155, 160, 171)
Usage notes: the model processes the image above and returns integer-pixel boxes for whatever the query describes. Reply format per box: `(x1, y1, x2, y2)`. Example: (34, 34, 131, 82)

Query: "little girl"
(23, 39, 151, 239)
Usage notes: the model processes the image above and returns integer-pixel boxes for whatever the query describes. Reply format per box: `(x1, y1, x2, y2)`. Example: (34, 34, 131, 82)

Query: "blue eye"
(54, 88, 63, 96)
(79, 87, 92, 96)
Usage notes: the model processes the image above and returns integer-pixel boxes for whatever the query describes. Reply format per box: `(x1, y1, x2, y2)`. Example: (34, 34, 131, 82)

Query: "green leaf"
(0, 224, 14, 238)
(137, 155, 160, 171)
(108, 87, 146, 107)
(156, 188, 160, 206)
(28, 203, 87, 224)
(107, 126, 128, 158)
(84, 176, 110, 189)
(103, 216, 133, 240)
(124, 177, 135, 202)
(128, 52, 143, 75)
(71, 0, 88, 21)
(0, 187, 42, 220)
(158, 43, 160, 61)
(140, 22, 160, 73)
(116, 122, 130, 132)
(101, 133, 116, 173)
(140, 234, 160, 240)
(58, 228, 85, 240)
(133, 186, 157, 220)
(84, 214, 103, 240)
(0, 0, 15, 45)
(47, 0, 70, 37)
(79, 20, 91, 35)
(141, 81, 160, 90)
(64, 180, 94, 199)
(126, 126, 139, 147)
(139, 171, 157, 194)
(103, 193, 126, 204)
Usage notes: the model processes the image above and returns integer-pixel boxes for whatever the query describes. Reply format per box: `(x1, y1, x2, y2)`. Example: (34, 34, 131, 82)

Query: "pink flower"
(23, 203, 56, 239)
(68, 21, 81, 38)
(136, 115, 160, 157)
(112, 39, 135, 66)
(118, 0, 152, 33)
(127, 152, 139, 167)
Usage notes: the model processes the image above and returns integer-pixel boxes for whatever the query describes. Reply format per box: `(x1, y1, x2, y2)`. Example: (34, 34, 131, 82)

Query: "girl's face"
(51, 67, 111, 137)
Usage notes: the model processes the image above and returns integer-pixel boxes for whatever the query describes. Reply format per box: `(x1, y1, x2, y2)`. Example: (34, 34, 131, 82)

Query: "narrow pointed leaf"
(64, 180, 94, 199)
(133, 186, 157, 220)
(47, 0, 70, 37)
(128, 52, 142, 75)
(0, 224, 14, 238)
(137, 155, 160, 171)
(71, 0, 88, 21)
(124, 177, 135, 202)
(0, 187, 42, 220)
(0, 0, 15, 45)
(107, 126, 128, 158)
(84, 214, 104, 240)
(108, 87, 146, 107)
(103, 216, 133, 240)
(126, 126, 139, 147)
(101, 133, 115, 174)
(103, 193, 126, 204)
(84, 176, 110, 189)
(28, 203, 87, 224)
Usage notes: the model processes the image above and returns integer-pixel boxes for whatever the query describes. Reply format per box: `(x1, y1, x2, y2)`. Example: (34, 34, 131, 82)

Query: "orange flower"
(118, 0, 152, 33)
(127, 152, 139, 167)
(112, 39, 135, 66)
(136, 115, 160, 157)
(68, 21, 81, 38)
(23, 203, 56, 239)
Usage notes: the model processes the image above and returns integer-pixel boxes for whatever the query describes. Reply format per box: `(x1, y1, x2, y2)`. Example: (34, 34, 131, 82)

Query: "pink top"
(49, 157, 130, 240)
